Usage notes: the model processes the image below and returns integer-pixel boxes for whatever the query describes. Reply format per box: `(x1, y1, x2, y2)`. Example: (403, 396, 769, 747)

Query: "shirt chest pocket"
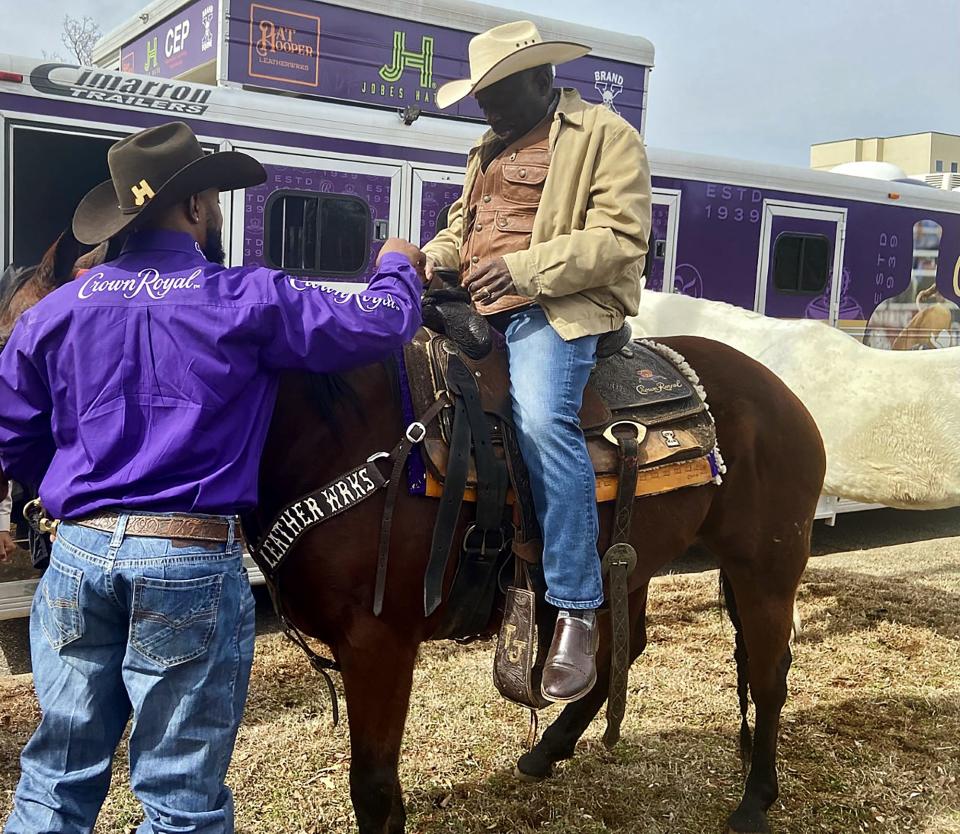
(499, 161, 549, 206)
(493, 210, 536, 238)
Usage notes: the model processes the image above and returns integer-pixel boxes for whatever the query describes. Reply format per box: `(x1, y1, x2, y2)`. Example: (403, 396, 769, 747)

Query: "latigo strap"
(601, 422, 641, 750)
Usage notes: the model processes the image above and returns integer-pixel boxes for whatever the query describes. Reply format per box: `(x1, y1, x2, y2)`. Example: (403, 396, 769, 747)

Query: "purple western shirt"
(0, 230, 422, 519)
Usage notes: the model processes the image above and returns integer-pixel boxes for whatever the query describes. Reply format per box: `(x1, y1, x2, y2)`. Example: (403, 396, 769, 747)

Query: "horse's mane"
(0, 264, 38, 317)
(301, 286, 481, 435)
(306, 372, 365, 430)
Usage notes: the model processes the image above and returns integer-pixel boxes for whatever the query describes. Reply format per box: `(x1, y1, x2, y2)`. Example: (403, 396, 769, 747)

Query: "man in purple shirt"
(0, 122, 425, 833)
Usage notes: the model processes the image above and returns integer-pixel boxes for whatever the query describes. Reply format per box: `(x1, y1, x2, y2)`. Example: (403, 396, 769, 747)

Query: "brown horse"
(3, 232, 825, 834)
(0, 232, 111, 505)
(0, 231, 110, 351)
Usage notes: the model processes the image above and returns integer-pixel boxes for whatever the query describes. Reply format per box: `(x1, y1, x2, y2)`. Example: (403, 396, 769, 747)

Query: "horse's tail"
(719, 570, 753, 774)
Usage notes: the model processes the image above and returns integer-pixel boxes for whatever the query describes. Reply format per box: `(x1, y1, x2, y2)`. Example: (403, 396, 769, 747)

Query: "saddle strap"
(374, 396, 448, 616)
(602, 425, 641, 750)
(424, 354, 509, 619)
(447, 355, 506, 531)
(425, 394, 472, 616)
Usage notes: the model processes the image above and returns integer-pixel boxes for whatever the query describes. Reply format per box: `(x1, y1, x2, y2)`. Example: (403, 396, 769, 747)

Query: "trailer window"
(772, 233, 830, 294)
(266, 192, 370, 276)
(912, 219, 942, 282)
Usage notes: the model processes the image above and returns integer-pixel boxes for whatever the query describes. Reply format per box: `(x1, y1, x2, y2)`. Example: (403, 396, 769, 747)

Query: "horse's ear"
(74, 241, 110, 275)
(51, 228, 84, 287)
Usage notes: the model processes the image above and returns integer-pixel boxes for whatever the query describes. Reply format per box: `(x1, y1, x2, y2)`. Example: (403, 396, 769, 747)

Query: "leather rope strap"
(374, 395, 448, 616)
(602, 424, 640, 750)
(266, 576, 342, 725)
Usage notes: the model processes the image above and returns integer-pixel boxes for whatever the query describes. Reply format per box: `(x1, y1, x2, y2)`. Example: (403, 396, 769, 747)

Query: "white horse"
(629, 290, 960, 510)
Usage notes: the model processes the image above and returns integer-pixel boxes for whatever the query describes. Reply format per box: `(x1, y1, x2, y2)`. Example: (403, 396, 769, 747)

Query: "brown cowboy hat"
(73, 121, 266, 245)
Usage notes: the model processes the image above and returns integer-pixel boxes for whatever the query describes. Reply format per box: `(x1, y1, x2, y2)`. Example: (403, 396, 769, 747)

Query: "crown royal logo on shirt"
(78, 268, 204, 301)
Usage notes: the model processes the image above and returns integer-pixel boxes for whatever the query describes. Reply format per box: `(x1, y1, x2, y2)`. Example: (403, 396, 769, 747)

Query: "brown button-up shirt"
(460, 113, 553, 315)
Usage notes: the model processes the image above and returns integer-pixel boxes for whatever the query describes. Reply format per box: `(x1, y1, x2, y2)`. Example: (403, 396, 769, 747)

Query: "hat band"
(119, 178, 158, 214)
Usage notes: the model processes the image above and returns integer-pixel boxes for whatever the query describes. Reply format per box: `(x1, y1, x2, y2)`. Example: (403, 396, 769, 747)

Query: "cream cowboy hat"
(436, 21, 591, 110)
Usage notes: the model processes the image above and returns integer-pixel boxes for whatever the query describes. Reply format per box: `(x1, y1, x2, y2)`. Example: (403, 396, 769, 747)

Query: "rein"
(250, 394, 448, 724)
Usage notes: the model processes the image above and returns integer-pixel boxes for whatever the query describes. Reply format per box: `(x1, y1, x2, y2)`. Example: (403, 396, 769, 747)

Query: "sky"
(1, 0, 958, 167)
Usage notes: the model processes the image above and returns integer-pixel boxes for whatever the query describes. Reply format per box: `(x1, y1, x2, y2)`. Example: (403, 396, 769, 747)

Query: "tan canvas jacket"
(422, 88, 651, 340)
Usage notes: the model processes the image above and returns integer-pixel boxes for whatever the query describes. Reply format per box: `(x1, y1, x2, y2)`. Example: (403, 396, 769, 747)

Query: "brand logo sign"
(30, 63, 212, 115)
(248, 2, 320, 88)
(594, 70, 624, 114)
(361, 29, 436, 105)
(201, 4, 215, 51)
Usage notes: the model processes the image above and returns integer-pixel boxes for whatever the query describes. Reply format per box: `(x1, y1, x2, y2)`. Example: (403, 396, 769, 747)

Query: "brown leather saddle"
(404, 326, 718, 504)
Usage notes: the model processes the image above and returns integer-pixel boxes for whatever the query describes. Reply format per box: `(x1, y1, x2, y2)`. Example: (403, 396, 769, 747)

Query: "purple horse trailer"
(0, 0, 958, 616)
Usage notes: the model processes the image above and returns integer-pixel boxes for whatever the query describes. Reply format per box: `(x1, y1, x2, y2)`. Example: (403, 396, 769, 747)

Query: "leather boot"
(540, 610, 598, 703)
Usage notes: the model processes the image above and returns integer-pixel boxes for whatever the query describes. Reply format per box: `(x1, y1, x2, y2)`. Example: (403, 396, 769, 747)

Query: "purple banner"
(227, 0, 646, 130)
(121, 0, 219, 78)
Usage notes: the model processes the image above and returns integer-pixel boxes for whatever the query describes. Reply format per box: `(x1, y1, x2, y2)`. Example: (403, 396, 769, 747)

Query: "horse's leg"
(517, 585, 649, 780)
(337, 614, 418, 834)
(720, 559, 803, 834)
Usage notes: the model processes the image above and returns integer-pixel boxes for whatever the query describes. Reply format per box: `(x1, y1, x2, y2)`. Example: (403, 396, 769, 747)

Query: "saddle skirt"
(403, 327, 723, 503)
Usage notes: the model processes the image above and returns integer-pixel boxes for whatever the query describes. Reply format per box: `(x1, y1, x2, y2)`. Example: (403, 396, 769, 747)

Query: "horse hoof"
(513, 765, 550, 783)
(726, 804, 771, 834)
(726, 814, 771, 834)
(515, 749, 556, 782)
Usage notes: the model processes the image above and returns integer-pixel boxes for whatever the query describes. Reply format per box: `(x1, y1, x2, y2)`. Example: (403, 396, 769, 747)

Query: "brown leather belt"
(76, 513, 232, 543)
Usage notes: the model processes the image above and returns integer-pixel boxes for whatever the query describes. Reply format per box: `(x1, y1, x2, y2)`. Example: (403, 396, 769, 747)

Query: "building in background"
(811, 132, 960, 189)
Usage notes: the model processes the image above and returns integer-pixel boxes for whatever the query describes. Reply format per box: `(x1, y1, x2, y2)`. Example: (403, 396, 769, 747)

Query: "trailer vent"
(920, 173, 960, 190)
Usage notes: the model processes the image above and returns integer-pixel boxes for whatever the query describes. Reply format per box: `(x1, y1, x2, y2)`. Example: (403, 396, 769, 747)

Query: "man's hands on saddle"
(464, 257, 520, 307)
(378, 238, 429, 285)
(0, 531, 15, 562)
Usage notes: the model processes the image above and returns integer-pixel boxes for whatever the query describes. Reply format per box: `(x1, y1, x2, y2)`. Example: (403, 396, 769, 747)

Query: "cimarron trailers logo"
(30, 63, 212, 114)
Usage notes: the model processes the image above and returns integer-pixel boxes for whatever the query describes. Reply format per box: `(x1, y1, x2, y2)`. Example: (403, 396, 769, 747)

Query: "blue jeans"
(505, 306, 603, 609)
(5, 516, 256, 834)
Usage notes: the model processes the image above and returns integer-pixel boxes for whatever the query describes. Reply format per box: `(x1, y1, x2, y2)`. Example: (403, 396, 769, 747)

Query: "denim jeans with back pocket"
(4, 515, 256, 834)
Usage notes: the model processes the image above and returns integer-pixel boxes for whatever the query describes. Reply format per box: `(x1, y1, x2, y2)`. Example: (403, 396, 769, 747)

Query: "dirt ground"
(0, 508, 957, 833)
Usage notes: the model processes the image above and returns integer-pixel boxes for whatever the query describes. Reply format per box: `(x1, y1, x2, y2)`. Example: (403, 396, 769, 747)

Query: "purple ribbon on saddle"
(395, 349, 427, 496)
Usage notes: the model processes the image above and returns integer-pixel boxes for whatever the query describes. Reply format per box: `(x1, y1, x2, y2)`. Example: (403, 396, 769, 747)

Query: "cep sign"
(166, 19, 191, 58)
(121, 0, 219, 79)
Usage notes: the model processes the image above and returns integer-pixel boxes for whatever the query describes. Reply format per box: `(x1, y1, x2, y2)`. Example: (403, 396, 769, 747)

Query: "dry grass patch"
(0, 534, 957, 832)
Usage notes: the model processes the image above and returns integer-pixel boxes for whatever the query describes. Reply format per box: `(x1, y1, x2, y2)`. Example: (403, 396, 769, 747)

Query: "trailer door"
(409, 167, 465, 247)
(228, 148, 403, 291)
(756, 201, 846, 324)
(649, 188, 681, 293)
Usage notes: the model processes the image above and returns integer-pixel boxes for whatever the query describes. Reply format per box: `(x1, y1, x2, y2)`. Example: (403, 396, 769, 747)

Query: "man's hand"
(463, 257, 521, 307)
(378, 238, 428, 284)
(0, 531, 16, 562)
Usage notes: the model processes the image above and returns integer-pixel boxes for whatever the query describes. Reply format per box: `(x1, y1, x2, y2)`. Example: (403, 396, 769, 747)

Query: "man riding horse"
(0, 122, 427, 833)
(422, 21, 651, 703)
